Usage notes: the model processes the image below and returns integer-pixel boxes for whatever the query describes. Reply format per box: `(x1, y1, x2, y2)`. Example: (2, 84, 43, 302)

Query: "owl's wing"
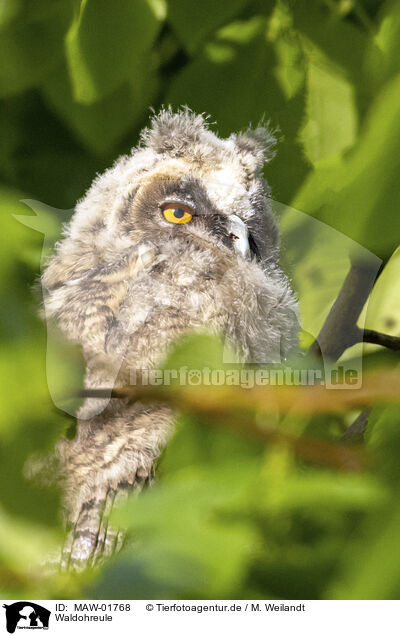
(42, 242, 157, 350)
(41, 242, 163, 570)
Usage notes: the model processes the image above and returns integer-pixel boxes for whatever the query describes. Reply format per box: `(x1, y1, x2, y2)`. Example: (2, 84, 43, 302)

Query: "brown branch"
(308, 260, 379, 361)
(308, 260, 399, 356)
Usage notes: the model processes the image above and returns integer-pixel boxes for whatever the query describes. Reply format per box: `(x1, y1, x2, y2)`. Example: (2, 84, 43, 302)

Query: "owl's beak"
(227, 214, 250, 260)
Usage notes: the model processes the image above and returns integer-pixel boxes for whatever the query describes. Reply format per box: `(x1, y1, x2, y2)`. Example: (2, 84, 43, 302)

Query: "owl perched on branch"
(42, 108, 298, 570)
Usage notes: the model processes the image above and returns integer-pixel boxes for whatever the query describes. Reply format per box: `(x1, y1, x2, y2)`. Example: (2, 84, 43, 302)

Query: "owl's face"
(53, 109, 282, 288)
(100, 109, 280, 267)
(120, 169, 258, 261)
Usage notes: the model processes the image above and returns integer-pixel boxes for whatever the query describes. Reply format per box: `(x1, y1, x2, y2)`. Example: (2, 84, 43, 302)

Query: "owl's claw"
(60, 465, 153, 571)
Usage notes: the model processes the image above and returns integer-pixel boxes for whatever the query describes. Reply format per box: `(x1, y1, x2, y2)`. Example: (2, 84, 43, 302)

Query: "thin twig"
(327, 325, 400, 353)
(79, 367, 400, 415)
(75, 361, 400, 472)
(362, 329, 400, 351)
(78, 386, 367, 472)
(341, 408, 371, 443)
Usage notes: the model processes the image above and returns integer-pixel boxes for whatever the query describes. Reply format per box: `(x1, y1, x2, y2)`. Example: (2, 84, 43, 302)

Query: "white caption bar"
(1, 600, 398, 636)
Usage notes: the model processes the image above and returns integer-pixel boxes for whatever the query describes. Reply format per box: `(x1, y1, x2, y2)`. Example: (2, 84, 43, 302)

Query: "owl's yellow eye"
(162, 203, 193, 224)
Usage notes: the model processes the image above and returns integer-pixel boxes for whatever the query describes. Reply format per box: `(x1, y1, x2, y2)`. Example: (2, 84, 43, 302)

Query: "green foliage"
(167, 0, 250, 54)
(65, 0, 163, 104)
(294, 76, 400, 259)
(1, 0, 400, 600)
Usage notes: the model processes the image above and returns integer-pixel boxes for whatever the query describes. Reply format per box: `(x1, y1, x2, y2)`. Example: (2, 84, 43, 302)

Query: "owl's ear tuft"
(139, 107, 212, 156)
(233, 124, 277, 169)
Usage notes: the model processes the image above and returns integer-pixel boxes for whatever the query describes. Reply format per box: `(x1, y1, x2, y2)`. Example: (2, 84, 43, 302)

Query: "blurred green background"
(1, 0, 400, 599)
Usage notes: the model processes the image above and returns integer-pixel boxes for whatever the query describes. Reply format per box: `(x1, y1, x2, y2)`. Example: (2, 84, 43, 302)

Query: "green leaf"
(300, 43, 358, 164)
(167, 0, 250, 55)
(361, 245, 400, 342)
(94, 463, 260, 599)
(293, 76, 400, 259)
(257, 470, 386, 514)
(291, 0, 381, 118)
(0, 7, 70, 97)
(167, 16, 309, 201)
(329, 502, 400, 599)
(65, 0, 165, 104)
(42, 61, 157, 154)
(0, 0, 21, 29)
(374, 0, 400, 81)
(161, 333, 232, 373)
(167, 17, 272, 133)
(0, 188, 66, 525)
(365, 401, 400, 484)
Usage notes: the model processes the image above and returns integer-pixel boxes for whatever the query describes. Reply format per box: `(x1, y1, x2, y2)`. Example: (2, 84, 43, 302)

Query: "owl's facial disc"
(129, 176, 256, 260)
(227, 214, 250, 259)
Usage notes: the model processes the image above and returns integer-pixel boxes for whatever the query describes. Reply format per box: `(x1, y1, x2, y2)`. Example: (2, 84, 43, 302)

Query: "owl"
(41, 108, 299, 570)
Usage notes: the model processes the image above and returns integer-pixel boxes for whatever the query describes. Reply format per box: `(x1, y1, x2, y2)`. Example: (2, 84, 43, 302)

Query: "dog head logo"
(3, 602, 50, 633)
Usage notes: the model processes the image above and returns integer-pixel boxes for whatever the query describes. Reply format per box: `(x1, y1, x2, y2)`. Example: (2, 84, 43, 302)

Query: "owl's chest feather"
(118, 254, 230, 334)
